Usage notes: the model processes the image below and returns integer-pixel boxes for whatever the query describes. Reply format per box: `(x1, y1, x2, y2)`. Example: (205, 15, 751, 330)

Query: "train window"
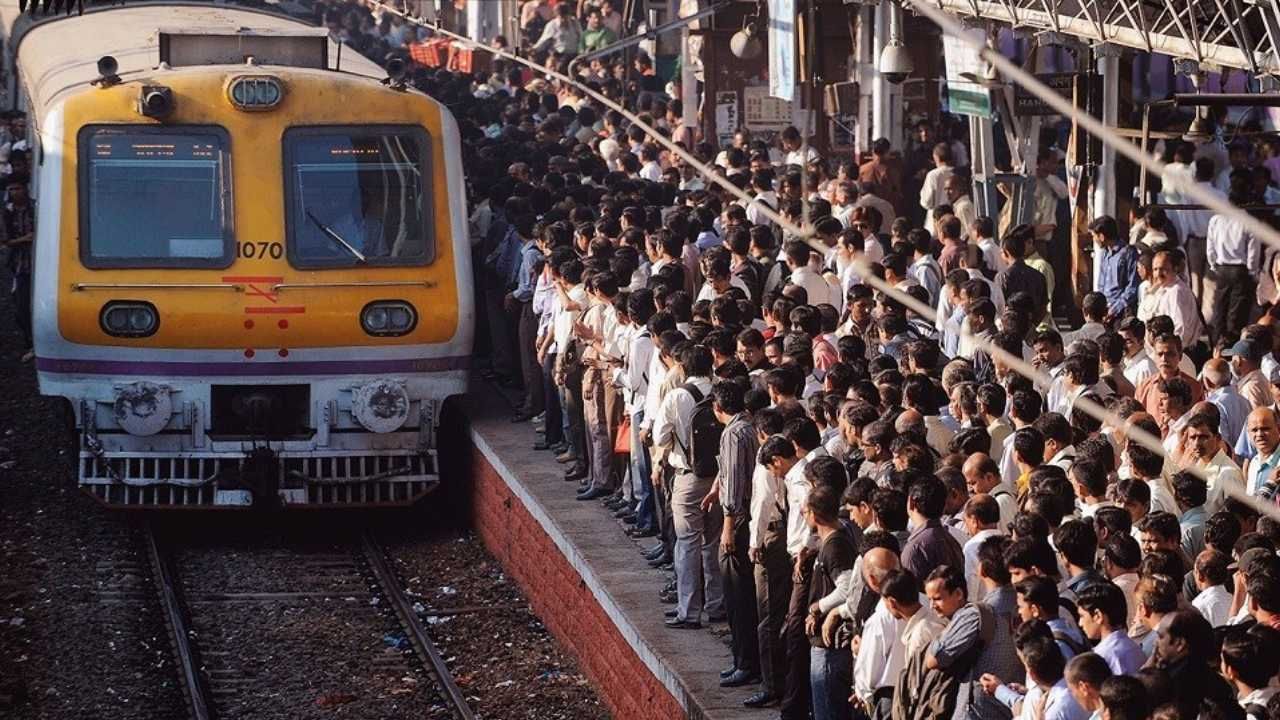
(283, 126, 433, 268)
(77, 125, 232, 268)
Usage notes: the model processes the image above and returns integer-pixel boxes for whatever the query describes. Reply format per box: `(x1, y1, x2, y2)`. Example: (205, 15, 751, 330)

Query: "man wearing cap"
(1228, 547, 1280, 626)
(1225, 339, 1274, 411)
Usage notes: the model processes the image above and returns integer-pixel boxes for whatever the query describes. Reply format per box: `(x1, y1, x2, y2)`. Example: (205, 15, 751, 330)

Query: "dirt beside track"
(0, 287, 607, 719)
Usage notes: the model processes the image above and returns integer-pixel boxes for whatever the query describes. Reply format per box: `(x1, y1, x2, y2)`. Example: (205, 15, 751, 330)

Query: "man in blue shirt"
(507, 213, 546, 422)
(981, 624, 1090, 720)
(1014, 576, 1087, 660)
(1076, 583, 1146, 675)
(1246, 407, 1280, 499)
(1088, 215, 1138, 323)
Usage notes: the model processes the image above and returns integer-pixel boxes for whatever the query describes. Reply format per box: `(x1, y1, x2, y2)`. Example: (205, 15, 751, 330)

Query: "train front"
(29, 26, 473, 507)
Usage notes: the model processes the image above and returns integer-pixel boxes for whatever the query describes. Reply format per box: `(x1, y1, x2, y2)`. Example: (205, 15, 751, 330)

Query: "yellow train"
(4, 2, 474, 507)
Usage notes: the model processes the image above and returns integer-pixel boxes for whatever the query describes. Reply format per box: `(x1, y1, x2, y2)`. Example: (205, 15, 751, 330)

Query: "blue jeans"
(629, 410, 654, 530)
(809, 645, 851, 720)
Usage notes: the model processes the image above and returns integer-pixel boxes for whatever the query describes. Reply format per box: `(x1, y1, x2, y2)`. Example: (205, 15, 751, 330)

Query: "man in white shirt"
(972, 216, 1006, 276)
(1181, 413, 1244, 515)
(750, 434, 800, 708)
(653, 345, 722, 628)
(747, 170, 780, 228)
(854, 181, 897, 234)
(919, 143, 954, 232)
(1137, 249, 1203, 351)
(621, 294, 658, 534)
(784, 239, 836, 308)
(961, 495, 1004, 601)
(851, 548, 907, 714)
(1220, 629, 1280, 719)
(780, 125, 820, 168)
(1191, 549, 1233, 627)
(1118, 317, 1155, 388)
(945, 174, 977, 239)
(1206, 185, 1261, 343)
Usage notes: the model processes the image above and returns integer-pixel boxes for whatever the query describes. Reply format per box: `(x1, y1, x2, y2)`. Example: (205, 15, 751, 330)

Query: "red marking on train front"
(224, 276, 284, 305)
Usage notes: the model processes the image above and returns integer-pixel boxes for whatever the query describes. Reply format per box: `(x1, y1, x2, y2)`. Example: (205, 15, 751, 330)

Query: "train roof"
(0, 1, 388, 113)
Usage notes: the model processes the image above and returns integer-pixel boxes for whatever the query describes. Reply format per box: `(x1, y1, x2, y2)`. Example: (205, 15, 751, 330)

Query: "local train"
(3, 1, 474, 507)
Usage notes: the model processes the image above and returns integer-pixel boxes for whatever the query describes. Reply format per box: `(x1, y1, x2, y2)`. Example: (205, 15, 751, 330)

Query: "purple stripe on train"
(35, 355, 471, 376)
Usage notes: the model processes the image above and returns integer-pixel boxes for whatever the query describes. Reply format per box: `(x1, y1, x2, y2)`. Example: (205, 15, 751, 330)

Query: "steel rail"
(361, 533, 476, 720)
(145, 524, 214, 720)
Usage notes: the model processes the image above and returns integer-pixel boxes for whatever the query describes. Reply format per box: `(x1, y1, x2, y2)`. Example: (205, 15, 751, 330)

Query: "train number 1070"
(236, 241, 284, 260)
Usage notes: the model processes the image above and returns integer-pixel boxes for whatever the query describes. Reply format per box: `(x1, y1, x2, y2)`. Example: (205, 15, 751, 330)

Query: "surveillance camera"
(878, 42, 913, 84)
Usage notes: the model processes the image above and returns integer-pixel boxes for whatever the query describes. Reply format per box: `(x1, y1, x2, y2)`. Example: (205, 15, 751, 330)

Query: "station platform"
(458, 379, 760, 720)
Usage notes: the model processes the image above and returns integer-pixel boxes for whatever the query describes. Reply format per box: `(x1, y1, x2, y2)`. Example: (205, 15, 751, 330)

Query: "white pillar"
(1092, 43, 1121, 220)
(855, 5, 874, 156)
(466, 0, 500, 44)
(870, 1, 901, 146)
(682, 27, 698, 128)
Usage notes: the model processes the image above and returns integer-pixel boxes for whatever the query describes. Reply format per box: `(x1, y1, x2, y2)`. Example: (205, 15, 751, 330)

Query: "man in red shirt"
(1135, 332, 1203, 428)
(858, 137, 903, 209)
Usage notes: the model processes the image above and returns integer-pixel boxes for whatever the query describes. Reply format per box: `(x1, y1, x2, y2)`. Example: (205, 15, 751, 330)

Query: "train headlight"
(228, 76, 284, 110)
(100, 302, 159, 337)
(360, 301, 417, 337)
(113, 382, 173, 436)
(351, 380, 410, 433)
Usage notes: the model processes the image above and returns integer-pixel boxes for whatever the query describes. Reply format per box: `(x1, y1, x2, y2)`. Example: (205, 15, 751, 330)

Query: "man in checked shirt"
(703, 381, 762, 688)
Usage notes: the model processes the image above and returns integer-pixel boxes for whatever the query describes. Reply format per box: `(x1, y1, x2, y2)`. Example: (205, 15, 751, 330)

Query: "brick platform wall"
(467, 439, 687, 720)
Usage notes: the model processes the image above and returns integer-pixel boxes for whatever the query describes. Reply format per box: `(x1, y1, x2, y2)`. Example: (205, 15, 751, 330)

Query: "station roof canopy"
(927, 0, 1280, 76)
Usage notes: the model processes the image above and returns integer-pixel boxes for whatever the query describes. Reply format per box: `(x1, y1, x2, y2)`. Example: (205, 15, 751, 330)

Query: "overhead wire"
(361, 0, 1280, 522)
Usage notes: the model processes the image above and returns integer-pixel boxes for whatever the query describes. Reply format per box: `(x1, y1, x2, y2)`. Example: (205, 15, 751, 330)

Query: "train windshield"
(284, 127, 432, 268)
(79, 126, 232, 268)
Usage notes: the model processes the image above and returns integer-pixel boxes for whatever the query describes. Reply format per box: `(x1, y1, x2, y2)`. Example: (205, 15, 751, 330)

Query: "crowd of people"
(0, 112, 34, 363)
(318, 1, 1280, 719)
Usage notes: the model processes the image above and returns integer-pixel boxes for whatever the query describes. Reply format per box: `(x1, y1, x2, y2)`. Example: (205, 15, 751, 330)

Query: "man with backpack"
(923, 540, 1024, 720)
(653, 345, 723, 629)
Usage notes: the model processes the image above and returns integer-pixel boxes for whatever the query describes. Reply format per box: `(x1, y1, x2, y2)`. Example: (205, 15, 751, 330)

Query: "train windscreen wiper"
(306, 210, 368, 264)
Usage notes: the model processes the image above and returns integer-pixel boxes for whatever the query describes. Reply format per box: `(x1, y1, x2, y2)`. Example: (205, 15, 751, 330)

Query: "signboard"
(767, 0, 795, 102)
(744, 85, 794, 129)
(942, 28, 992, 118)
(715, 91, 739, 146)
(1015, 73, 1077, 116)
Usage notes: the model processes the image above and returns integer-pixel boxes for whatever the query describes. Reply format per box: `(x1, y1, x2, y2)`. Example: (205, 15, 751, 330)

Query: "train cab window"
(283, 126, 432, 268)
(78, 126, 232, 268)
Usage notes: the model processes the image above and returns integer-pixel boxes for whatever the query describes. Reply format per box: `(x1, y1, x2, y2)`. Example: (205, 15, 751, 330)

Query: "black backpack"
(680, 383, 724, 478)
(733, 257, 765, 304)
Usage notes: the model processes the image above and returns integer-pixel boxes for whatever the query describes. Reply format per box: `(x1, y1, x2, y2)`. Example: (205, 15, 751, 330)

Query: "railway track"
(144, 524, 475, 720)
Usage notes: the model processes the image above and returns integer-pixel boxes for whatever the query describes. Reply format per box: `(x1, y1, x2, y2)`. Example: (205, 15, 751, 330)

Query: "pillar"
(855, 5, 874, 156)
(1091, 43, 1122, 220)
(870, 0, 903, 147)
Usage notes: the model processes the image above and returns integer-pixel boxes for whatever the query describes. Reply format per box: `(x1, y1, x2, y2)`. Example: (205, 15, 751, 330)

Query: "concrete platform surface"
(461, 380, 762, 720)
